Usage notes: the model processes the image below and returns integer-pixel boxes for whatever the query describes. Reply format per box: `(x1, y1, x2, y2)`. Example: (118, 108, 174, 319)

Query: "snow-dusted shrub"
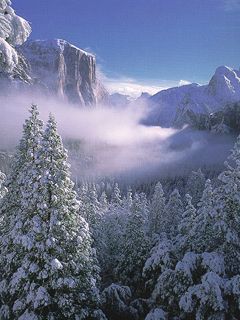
(101, 284, 136, 320)
(145, 308, 167, 320)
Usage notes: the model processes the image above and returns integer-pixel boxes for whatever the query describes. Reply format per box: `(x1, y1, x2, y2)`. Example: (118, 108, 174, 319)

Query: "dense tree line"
(0, 106, 240, 319)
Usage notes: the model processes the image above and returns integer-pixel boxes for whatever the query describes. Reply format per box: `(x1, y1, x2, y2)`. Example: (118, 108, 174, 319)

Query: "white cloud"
(97, 67, 194, 98)
(178, 79, 191, 86)
(97, 68, 179, 98)
(103, 77, 167, 98)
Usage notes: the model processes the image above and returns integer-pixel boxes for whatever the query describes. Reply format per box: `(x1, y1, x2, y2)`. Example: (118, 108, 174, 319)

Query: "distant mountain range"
(1, 17, 240, 133)
(143, 66, 240, 128)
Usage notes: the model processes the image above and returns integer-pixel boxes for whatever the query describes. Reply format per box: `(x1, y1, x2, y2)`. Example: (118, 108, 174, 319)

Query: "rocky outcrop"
(19, 39, 108, 106)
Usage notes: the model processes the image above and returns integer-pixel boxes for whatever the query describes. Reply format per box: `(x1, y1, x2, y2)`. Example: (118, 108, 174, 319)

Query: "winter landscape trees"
(0, 107, 103, 319)
(1, 106, 240, 319)
(0, 0, 240, 319)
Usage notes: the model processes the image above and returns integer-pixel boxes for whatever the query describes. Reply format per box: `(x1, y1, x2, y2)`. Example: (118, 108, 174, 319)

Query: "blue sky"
(14, 0, 240, 96)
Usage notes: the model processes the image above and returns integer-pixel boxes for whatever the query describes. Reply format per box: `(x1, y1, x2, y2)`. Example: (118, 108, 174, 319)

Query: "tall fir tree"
(0, 105, 44, 318)
(115, 193, 150, 295)
(0, 105, 43, 231)
(111, 183, 122, 207)
(186, 168, 206, 205)
(99, 191, 109, 215)
(0, 113, 102, 319)
(177, 193, 197, 253)
(148, 182, 166, 237)
(0, 171, 7, 200)
(179, 194, 196, 237)
(163, 188, 183, 237)
(189, 179, 217, 253)
(122, 186, 133, 211)
(81, 183, 102, 241)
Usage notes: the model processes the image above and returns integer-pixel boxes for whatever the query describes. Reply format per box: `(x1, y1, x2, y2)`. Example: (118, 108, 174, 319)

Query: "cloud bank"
(0, 91, 235, 180)
(98, 67, 193, 98)
(102, 76, 165, 98)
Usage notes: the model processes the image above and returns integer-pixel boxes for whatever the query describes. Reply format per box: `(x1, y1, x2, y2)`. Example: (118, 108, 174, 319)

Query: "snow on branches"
(0, 0, 31, 72)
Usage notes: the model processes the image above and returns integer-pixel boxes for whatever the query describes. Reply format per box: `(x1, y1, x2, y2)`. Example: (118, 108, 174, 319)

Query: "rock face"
(144, 66, 240, 127)
(19, 39, 108, 106)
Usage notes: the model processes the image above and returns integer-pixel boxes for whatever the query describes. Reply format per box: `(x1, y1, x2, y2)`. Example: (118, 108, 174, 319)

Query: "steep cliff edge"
(19, 39, 108, 106)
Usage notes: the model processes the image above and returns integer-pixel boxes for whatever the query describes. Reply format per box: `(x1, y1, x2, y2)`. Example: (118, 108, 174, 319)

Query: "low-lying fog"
(0, 91, 235, 180)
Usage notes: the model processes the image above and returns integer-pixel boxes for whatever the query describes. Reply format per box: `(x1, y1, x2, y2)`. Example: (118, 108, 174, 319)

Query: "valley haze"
(0, 91, 235, 179)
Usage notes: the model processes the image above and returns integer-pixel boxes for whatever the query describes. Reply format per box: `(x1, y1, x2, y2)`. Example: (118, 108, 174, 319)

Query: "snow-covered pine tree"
(122, 186, 133, 211)
(214, 134, 240, 277)
(186, 168, 206, 206)
(148, 182, 166, 237)
(170, 135, 240, 319)
(179, 194, 196, 236)
(111, 183, 122, 206)
(177, 194, 197, 253)
(145, 135, 240, 319)
(99, 191, 109, 215)
(163, 188, 183, 237)
(80, 184, 109, 279)
(98, 188, 127, 283)
(0, 105, 43, 210)
(0, 170, 7, 199)
(0, 104, 43, 289)
(115, 193, 150, 295)
(101, 283, 134, 320)
(189, 179, 217, 253)
(96, 181, 127, 281)
(81, 183, 102, 239)
(78, 183, 89, 218)
(94, 191, 109, 273)
(143, 234, 175, 297)
(142, 182, 218, 318)
(0, 113, 103, 319)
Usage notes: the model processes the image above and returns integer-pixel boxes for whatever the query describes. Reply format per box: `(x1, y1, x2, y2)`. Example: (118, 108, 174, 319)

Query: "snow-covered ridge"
(24, 39, 94, 58)
(145, 65, 240, 127)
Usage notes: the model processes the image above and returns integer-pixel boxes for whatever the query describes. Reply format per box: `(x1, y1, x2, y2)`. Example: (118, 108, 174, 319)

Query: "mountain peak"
(144, 64, 240, 127)
(208, 65, 240, 98)
(210, 65, 240, 85)
(213, 65, 234, 76)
